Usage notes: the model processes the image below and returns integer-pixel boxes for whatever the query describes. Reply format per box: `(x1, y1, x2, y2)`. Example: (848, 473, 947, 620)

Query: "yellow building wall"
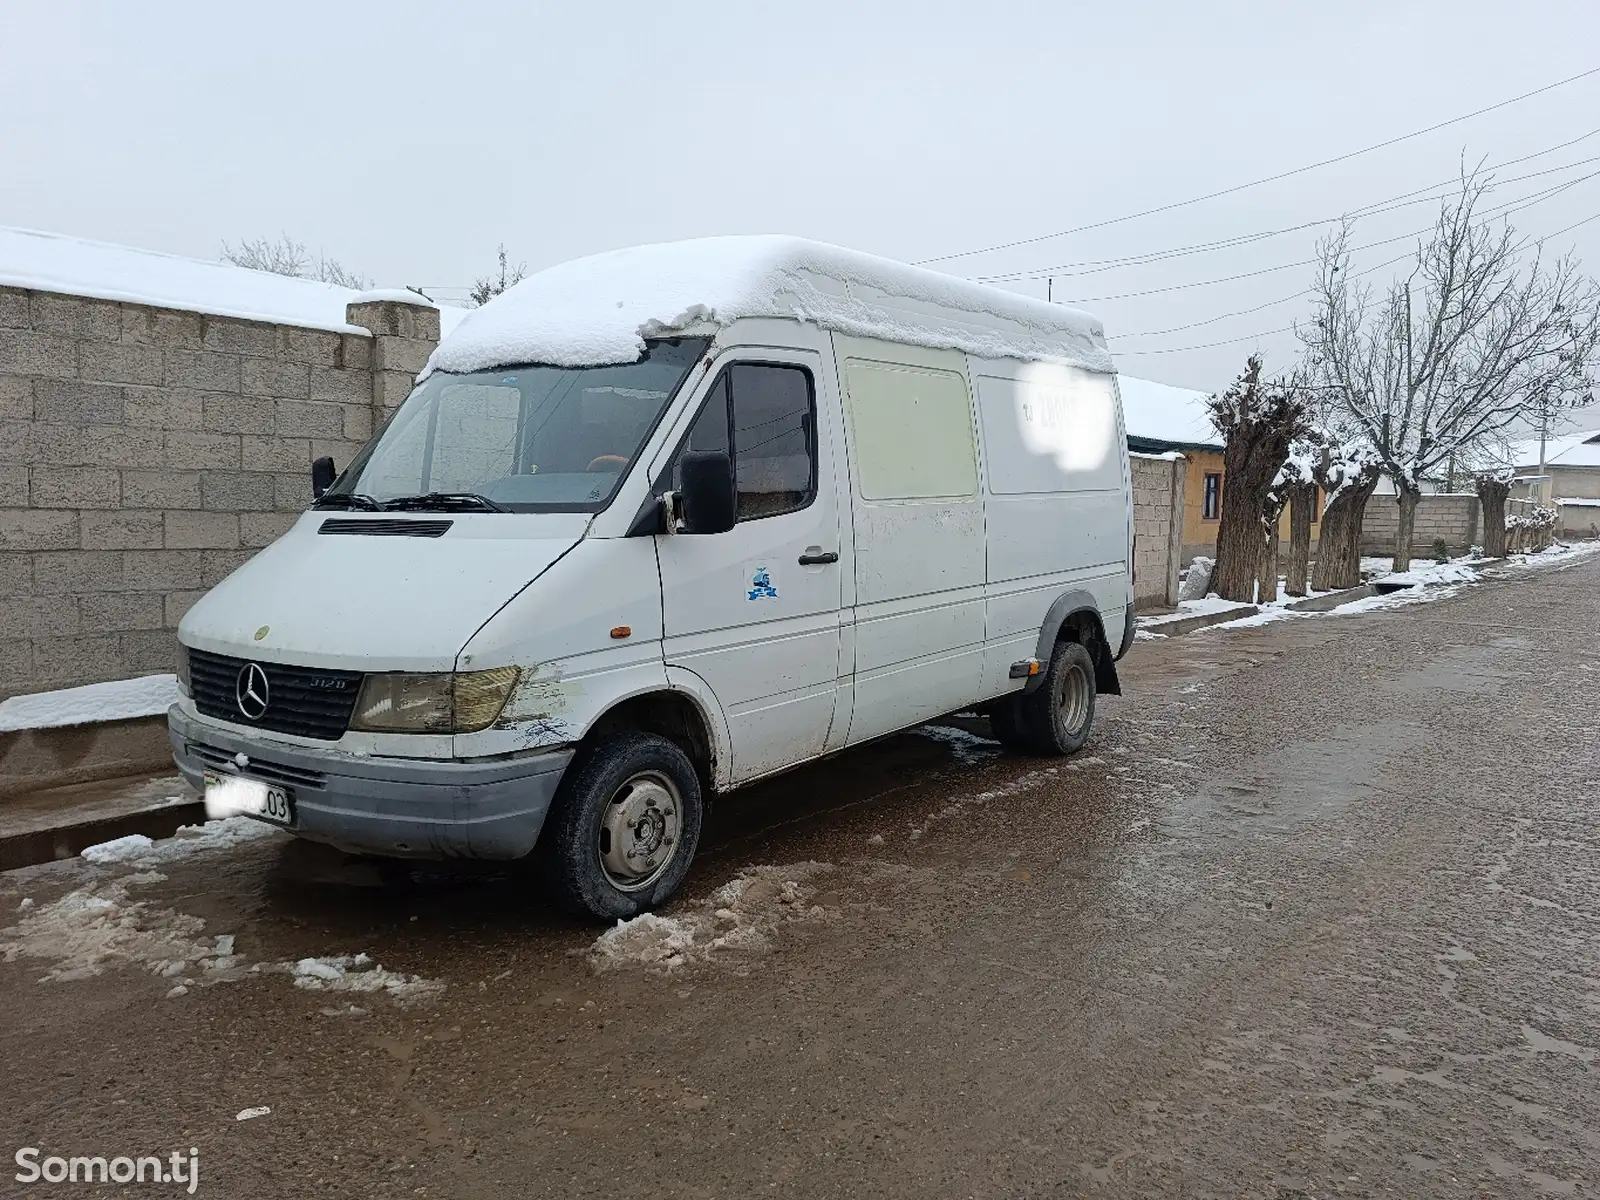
(1179, 450, 1322, 564)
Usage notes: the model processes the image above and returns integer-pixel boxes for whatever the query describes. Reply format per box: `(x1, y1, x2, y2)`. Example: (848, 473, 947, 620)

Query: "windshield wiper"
(381, 492, 510, 513)
(313, 492, 383, 511)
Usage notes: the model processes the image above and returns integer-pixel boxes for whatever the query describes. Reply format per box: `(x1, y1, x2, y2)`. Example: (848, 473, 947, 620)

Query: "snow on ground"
(910, 723, 1003, 765)
(3, 818, 441, 1004)
(588, 862, 836, 973)
(0, 673, 177, 733)
(1140, 596, 1254, 627)
(427, 235, 1112, 375)
(1208, 541, 1599, 632)
(79, 816, 282, 867)
(1497, 540, 1600, 570)
(285, 954, 443, 1004)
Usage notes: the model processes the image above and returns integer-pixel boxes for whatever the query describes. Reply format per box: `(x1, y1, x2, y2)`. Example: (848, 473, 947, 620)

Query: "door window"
(670, 363, 817, 523)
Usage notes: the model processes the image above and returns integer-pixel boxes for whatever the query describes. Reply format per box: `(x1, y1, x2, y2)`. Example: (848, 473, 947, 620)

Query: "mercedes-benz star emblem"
(236, 662, 270, 720)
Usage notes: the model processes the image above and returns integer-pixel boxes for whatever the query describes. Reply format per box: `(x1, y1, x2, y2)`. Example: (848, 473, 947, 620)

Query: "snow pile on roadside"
(283, 954, 444, 1004)
(79, 817, 282, 867)
(0, 674, 177, 733)
(1380, 560, 1480, 587)
(588, 861, 835, 973)
(0, 873, 225, 983)
(1139, 594, 1255, 629)
(80, 835, 156, 864)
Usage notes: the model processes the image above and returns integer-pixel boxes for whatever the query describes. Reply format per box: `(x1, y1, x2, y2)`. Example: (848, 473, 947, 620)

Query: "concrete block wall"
(1130, 453, 1186, 609)
(1359, 493, 1479, 557)
(0, 288, 439, 699)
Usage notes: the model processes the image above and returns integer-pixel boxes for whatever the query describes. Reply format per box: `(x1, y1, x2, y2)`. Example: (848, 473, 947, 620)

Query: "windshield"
(323, 337, 708, 512)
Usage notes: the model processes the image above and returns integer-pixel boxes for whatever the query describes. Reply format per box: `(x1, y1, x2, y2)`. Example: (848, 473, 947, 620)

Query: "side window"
(730, 364, 814, 520)
(1202, 472, 1222, 521)
(843, 359, 978, 500)
(668, 364, 816, 523)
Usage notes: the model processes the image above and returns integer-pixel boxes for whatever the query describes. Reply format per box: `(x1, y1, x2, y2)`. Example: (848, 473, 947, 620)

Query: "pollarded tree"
(1475, 468, 1513, 558)
(1311, 436, 1381, 591)
(1206, 356, 1308, 602)
(1299, 169, 1600, 571)
(1274, 438, 1320, 596)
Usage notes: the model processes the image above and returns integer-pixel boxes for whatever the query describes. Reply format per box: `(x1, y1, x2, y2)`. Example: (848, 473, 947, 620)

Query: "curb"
(1139, 605, 1259, 637)
(1280, 583, 1378, 612)
(1, 790, 204, 874)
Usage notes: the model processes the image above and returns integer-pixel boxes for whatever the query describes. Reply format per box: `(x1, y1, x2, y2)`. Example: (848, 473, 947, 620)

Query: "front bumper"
(168, 705, 573, 860)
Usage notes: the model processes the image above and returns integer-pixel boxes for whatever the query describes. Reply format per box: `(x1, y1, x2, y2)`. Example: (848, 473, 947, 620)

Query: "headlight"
(349, 667, 520, 734)
(176, 648, 191, 698)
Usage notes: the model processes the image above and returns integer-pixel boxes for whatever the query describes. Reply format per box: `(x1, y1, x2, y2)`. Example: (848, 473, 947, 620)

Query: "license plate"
(204, 771, 294, 826)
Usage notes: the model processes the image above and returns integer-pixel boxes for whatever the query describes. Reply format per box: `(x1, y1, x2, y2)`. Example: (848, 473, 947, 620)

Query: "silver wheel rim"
(1058, 662, 1092, 736)
(597, 771, 683, 892)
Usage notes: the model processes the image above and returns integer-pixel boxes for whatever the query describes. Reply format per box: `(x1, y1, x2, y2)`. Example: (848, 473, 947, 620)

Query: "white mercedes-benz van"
(170, 237, 1135, 920)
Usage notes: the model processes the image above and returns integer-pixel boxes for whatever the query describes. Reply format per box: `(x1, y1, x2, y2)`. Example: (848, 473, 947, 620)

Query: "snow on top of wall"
(0, 673, 177, 733)
(1507, 427, 1600, 470)
(425, 235, 1113, 376)
(1117, 376, 1218, 448)
(0, 226, 469, 339)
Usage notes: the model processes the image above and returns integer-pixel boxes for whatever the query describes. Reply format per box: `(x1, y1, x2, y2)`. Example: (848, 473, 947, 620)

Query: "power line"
(914, 64, 1600, 266)
(1112, 326, 1298, 357)
(976, 143, 1600, 284)
(1107, 250, 1417, 340)
(1064, 170, 1599, 306)
(1112, 206, 1600, 358)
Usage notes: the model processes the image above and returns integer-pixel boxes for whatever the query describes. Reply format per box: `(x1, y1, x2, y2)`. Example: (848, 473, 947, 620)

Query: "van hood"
(178, 513, 590, 672)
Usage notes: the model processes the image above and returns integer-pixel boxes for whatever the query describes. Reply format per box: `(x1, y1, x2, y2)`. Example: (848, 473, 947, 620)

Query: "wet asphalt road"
(3, 553, 1599, 1199)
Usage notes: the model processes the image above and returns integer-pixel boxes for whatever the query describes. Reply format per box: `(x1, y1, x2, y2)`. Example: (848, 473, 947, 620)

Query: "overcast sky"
(1, 0, 1597, 399)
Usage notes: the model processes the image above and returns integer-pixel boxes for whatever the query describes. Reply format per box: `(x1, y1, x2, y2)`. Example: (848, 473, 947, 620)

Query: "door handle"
(798, 550, 839, 566)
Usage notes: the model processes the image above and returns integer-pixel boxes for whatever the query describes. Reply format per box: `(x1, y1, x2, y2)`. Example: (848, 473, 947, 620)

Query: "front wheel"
(1014, 640, 1098, 755)
(537, 731, 704, 921)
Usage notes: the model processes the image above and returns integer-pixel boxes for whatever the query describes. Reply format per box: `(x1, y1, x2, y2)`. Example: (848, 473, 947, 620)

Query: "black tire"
(1016, 640, 1097, 756)
(989, 696, 1031, 750)
(537, 731, 704, 922)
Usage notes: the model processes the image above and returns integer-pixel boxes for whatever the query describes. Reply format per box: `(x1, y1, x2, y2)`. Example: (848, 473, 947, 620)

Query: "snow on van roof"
(1117, 375, 1218, 449)
(0, 225, 469, 338)
(425, 235, 1113, 376)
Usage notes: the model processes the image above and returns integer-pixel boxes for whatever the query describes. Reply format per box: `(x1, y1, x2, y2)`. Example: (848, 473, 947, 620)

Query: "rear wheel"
(1015, 640, 1097, 755)
(537, 731, 704, 921)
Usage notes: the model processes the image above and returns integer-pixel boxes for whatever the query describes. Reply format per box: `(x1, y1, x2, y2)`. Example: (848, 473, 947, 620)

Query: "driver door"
(655, 353, 845, 782)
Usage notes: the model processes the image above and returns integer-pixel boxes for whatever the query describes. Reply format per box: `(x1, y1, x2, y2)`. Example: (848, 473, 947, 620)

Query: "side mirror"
(311, 456, 337, 499)
(678, 451, 735, 535)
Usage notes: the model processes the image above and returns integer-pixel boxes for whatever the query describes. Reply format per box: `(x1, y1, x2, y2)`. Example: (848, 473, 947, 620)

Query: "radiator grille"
(188, 648, 362, 741)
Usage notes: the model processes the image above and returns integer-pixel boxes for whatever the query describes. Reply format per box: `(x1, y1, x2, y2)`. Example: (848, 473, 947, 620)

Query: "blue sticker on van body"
(747, 567, 778, 600)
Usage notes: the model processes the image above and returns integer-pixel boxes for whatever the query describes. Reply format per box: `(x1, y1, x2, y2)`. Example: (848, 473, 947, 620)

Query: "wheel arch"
(579, 677, 730, 794)
(1030, 590, 1122, 696)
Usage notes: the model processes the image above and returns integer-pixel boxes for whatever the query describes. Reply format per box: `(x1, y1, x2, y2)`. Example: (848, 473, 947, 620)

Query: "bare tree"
(469, 244, 527, 307)
(1299, 169, 1600, 571)
(222, 233, 370, 289)
(1206, 356, 1308, 602)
